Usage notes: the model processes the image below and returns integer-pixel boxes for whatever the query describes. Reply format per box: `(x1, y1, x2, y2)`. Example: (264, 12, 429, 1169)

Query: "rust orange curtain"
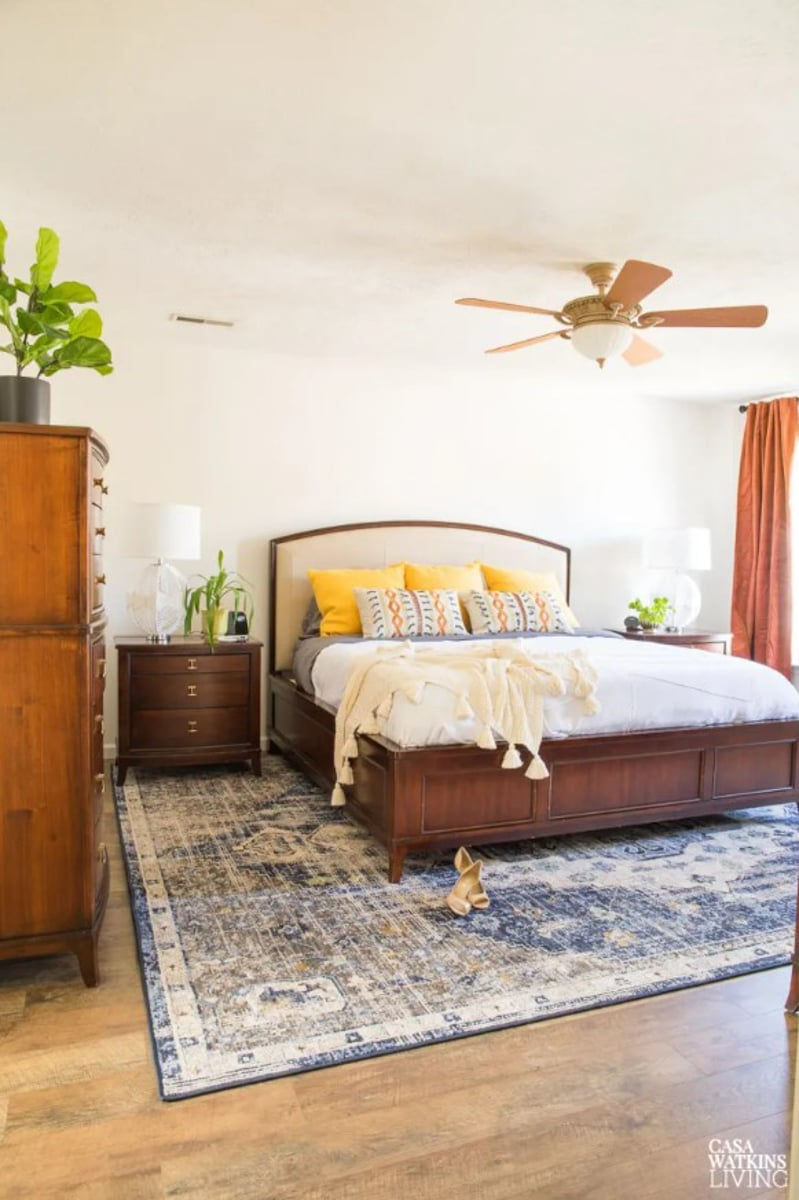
(731, 397, 798, 677)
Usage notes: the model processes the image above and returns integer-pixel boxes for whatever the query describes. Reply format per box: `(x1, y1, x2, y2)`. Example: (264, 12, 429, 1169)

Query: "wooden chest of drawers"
(115, 637, 262, 781)
(0, 425, 110, 987)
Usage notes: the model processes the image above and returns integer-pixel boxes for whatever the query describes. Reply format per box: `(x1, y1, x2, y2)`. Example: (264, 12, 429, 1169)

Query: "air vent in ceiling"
(169, 313, 235, 328)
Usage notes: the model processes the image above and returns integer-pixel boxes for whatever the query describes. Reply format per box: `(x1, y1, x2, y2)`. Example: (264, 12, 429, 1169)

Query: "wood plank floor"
(0, 793, 796, 1200)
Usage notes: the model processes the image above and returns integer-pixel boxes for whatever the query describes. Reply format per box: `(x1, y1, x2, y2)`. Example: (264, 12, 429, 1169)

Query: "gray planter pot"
(0, 377, 51, 424)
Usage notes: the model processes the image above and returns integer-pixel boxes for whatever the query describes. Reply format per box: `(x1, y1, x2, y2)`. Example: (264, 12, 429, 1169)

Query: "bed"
(267, 520, 799, 881)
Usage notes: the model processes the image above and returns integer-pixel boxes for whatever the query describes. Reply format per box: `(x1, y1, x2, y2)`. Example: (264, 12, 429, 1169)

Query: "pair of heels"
(445, 847, 490, 916)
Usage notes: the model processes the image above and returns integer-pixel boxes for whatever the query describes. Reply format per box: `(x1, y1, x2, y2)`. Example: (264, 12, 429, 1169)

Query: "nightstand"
(608, 629, 732, 654)
(115, 636, 262, 783)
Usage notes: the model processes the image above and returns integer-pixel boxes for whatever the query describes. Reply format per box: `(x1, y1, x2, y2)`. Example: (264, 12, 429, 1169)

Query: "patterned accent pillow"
(354, 588, 468, 639)
(464, 589, 574, 635)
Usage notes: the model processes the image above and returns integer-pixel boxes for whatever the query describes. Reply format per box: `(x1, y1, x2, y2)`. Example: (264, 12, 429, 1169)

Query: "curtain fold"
(731, 397, 798, 678)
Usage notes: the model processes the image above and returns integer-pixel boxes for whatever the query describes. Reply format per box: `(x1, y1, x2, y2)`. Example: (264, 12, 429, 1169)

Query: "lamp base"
(127, 559, 186, 641)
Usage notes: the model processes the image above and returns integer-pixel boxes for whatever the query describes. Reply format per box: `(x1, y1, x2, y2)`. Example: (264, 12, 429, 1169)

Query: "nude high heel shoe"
(446, 859, 485, 916)
(452, 847, 490, 910)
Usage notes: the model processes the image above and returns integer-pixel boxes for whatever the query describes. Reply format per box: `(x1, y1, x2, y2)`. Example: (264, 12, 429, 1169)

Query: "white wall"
(50, 324, 743, 753)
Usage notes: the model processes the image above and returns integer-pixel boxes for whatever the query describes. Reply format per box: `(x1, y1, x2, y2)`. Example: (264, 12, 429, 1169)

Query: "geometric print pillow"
(463, 589, 574, 635)
(353, 588, 468, 639)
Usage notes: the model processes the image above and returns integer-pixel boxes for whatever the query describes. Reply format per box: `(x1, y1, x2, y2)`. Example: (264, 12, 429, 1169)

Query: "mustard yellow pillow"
(308, 565, 405, 636)
(404, 563, 484, 628)
(480, 564, 579, 628)
(404, 562, 484, 591)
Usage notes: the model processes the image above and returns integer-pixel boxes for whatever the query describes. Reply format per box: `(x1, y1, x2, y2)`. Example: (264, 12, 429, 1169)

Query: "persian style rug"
(114, 761, 798, 1100)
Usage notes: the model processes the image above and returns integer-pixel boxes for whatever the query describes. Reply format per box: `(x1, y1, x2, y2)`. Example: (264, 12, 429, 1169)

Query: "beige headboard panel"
(269, 521, 571, 672)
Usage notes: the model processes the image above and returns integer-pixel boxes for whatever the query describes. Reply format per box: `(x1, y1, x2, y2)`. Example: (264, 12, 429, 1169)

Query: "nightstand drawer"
(130, 706, 250, 749)
(130, 653, 249, 677)
(131, 673, 250, 710)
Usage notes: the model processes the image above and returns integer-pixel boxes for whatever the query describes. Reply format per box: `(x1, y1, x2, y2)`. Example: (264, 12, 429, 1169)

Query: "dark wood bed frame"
(267, 520, 799, 881)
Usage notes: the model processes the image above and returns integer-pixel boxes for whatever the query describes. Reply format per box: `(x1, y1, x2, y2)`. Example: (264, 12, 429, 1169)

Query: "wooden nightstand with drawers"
(115, 636, 262, 783)
(608, 629, 732, 653)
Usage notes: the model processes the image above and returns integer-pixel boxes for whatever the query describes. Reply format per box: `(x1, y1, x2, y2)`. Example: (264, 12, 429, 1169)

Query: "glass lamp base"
(127, 559, 186, 640)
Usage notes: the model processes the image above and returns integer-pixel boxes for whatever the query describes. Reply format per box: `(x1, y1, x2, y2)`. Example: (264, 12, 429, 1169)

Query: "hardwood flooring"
(0, 792, 795, 1199)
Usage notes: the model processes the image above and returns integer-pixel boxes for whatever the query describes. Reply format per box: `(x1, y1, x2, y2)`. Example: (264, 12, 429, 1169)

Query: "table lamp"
(124, 503, 202, 641)
(644, 527, 712, 630)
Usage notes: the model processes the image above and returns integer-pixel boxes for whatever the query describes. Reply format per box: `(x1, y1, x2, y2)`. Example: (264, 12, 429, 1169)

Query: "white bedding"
(311, 636, 799, 748)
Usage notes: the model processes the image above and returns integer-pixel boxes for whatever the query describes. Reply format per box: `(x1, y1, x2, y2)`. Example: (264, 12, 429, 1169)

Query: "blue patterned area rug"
(114, 761, 798, 1100)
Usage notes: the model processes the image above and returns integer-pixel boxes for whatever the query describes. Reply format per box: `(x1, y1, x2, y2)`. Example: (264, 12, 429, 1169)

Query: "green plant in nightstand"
(628, 595, 670, 630)
(183, 550, 254, 649)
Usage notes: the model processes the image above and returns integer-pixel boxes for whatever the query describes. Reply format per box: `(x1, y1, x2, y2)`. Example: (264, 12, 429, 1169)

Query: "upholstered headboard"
(268, 520, 571, 672)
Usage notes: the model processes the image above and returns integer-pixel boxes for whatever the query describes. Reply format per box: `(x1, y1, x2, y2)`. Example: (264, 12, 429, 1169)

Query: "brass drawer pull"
(95, 573, 107, 586)
(98, 842, 108, 866)
(186, 658, 198, 671)
(96, 526, 107, 537)
(187, 720, 198, 734)
(98, 658, 107, 679)
(94, 772, 105, 794)
(187, 684, 198, 697)
(95, 714, 105, 734)
(93, 476, 109, 495)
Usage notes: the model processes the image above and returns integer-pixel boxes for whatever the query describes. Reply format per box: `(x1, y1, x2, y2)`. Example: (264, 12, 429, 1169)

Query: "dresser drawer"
(131, 672, 250, 710)
(130, 653, 249, 677)
(130, 706, 250, 749)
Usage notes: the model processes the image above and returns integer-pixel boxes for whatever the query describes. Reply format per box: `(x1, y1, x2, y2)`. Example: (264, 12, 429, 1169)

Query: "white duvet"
(311, 635, 799, 748)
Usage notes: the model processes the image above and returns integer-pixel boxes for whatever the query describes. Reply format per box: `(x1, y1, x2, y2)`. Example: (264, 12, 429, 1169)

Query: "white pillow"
(354, 588, 467, 639)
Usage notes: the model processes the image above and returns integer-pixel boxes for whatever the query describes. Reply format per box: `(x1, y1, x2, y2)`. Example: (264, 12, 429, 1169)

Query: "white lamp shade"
(570, 322, 634, 363)
(123, 503, 201, 561)
(644, 527, 711, 571)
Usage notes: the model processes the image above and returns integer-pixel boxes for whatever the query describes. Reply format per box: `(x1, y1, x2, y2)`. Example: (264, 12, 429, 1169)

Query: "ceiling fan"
(455, 260, 768, 369)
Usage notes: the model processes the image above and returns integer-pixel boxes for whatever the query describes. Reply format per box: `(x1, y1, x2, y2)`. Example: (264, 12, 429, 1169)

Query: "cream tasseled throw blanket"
(331, 640, 600, 806)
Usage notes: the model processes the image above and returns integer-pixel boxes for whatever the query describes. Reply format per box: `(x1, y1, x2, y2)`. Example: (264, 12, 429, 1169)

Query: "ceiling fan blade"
(644, 305, 768, 328)
(485, 329, 567, 354)
(605, 260, 672, 308)
(455, 297, 563, 317)
(622, 334, 663, 367)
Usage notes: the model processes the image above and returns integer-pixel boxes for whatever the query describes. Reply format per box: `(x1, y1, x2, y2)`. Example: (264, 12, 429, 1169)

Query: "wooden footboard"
(269, 673, 799, 881)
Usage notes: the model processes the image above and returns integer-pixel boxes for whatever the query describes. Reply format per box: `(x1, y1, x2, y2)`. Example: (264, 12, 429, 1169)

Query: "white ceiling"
(3, 0, 798, 401)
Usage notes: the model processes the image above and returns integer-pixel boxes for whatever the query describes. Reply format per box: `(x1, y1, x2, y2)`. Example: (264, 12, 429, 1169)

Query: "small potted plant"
(628, 595, 670, 630)
(0, 221, 113, 423)
(183, 550, 254, 649)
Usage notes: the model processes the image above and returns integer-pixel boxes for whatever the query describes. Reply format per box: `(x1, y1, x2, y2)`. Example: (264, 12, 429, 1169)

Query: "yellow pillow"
(404, 562, 484, 591)
(404, 563, 484, 627)
(480, 564, 579, 628)
(308, 565, 405, 636)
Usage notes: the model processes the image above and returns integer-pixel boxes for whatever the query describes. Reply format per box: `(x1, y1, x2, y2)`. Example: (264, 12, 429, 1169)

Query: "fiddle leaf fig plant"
(183, 550, 254, 649)
(628, 595, 670, 629)
(0, 221, 113, 378)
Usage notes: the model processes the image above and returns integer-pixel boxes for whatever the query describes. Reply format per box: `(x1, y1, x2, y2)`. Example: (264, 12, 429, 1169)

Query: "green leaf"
(13, 278, 31, 295)
(16, 309, 42, 335)
(0, 344, 16, 357)
(54, 336, 112, 369)
(44, 280, 96, 303)
(0, 280, 16, 303)
(0, 220, 6, 266)
(91, 363, 114, 375)
(31, 227, 59, 291)
(0, 296, 22, 354)
(37, 302, 74, 323)
(68, 308, 102, 338)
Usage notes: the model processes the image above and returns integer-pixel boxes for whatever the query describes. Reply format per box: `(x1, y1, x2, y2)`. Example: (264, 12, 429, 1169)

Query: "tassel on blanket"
(456, 693, 472, 720)
(358, 713, 381, 735)
(582, 695, 601, 716)
(376, 696, 393, 720)
(525, 754, 549, 780)
(331, 783, 347, 807)
(502, 744, 523, 769)
(477, 725, 497, 750)
(339, 761, 354, 785)
(342, 736, 358, 760)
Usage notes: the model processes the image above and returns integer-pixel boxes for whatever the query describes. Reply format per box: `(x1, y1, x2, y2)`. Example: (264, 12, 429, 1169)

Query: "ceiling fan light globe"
(570, 321, 634, 364)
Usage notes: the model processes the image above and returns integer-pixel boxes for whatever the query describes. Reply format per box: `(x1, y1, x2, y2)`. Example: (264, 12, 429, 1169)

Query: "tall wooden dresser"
(0, 424, 110, 986)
